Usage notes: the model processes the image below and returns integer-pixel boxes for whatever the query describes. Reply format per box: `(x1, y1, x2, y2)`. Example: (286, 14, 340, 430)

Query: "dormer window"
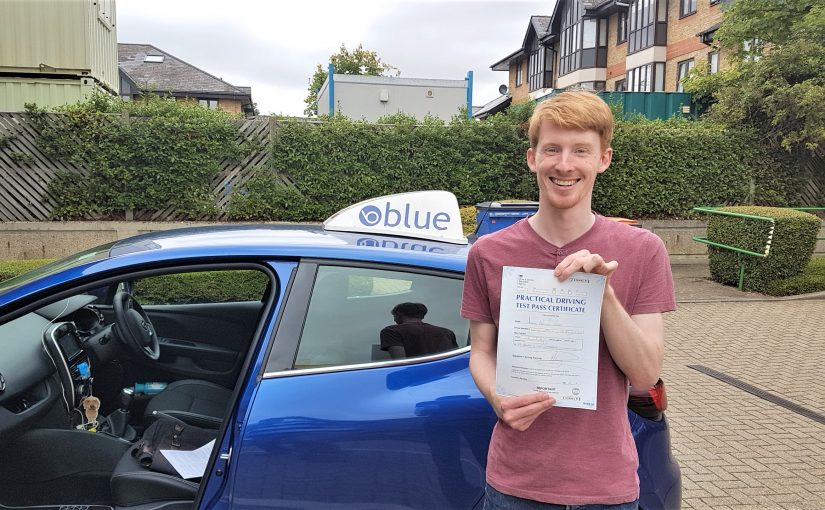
(144, 55, 165, 63)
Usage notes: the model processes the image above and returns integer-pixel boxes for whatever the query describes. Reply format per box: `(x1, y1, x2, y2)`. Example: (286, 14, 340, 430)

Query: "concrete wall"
(2, 220, 824, 263)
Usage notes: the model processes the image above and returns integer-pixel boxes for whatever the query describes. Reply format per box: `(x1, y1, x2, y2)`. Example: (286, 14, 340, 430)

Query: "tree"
(683, 0, 825, 153)
(304, 44, 399, 116)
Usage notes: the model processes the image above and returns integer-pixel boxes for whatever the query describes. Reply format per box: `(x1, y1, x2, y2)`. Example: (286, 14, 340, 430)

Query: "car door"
(223, 261, 496, 509)
(123, 268, 270, 387)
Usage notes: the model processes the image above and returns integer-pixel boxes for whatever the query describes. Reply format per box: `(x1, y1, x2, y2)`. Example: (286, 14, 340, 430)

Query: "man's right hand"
(493, 392, 555, 431)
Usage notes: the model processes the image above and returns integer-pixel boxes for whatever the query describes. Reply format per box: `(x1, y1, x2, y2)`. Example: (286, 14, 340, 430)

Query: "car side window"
(132, 269, 269, 305)
(294, 265, 468, 368)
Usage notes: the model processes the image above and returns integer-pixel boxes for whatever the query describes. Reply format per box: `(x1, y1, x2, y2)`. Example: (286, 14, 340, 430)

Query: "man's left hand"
(554, 249, 618, 282)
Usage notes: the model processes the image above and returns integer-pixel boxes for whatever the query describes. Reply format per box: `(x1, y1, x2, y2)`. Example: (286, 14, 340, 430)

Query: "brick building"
(492, 0, 728, 103)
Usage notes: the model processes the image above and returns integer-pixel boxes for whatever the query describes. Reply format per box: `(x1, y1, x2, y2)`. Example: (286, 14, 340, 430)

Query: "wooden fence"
(0, 112, 276, 221)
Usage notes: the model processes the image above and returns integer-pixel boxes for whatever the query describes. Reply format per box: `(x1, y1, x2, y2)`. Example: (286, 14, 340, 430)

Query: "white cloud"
(116, 0, 549, 116)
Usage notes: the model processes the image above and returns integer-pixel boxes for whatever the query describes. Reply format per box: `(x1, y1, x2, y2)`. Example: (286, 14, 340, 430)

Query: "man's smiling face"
(527, 122, 612, 214)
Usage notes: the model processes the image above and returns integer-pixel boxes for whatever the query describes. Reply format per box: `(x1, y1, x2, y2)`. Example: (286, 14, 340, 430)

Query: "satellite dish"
(498, 84, 508, 95)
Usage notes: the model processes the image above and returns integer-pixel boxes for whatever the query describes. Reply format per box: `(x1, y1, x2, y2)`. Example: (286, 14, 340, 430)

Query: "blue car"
(0, 192, 680, 509)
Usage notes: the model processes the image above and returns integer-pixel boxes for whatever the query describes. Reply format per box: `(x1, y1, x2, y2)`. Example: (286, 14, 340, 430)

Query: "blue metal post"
(328, 64, 335, 117)
(466, 70, 473, 119)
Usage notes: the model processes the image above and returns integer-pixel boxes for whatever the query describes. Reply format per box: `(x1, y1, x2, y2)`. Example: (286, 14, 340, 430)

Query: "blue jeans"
(483, 484, 639, 510)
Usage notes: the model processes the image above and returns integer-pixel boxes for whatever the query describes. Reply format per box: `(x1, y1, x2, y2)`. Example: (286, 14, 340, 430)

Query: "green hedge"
(707, 206, 821, 292)
(229, 114, 797, 222)
(134, 270, 269, 305)
(762, 257, 825, 296)
(229, 113, 534, 221)
(0, 261, 268, 305)
(0, 259, 54, 282)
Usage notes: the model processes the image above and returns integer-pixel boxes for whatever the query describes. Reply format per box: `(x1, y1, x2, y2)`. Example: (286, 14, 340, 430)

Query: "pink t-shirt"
(461, 215, 676, 505)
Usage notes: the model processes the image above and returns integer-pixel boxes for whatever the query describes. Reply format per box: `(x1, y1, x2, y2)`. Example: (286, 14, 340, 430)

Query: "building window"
(144, 55, 165, 63)
(294, 265, 468, 368)
(528, 47, 554, 91)
(615, 79, 627, 92)
(626, 62, 665, 92)
(525, 23, 554, 92)
(743, 38, 763, 61)
(708, 51, 719, 73)
(676, 59, 694, 92)
(515, 61, 523, 87)
(559, 0, 607, 76)
(628, 0, 666, 54)
(617, 11, 628, 44)
(710, 0, 721, 5)
(680, 0, 697, 17)
(199, 99, 219, 110)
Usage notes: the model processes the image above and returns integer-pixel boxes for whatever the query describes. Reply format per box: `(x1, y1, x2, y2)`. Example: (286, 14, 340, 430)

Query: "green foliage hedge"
(229, 113, 534, 221)
(707, 206, 821, 292)
(25, 97, 807, 222)
(0, 259, 55, 282)
(28, 95, 251, 219)
(134, 270, 269, 305)
(0, 261, 268, 305)
(229, 113, 799, 222)
(762, 256, 825, 296)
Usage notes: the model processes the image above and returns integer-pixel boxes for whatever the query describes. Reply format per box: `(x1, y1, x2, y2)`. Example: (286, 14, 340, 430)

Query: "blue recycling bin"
(475, 201, 539, 236)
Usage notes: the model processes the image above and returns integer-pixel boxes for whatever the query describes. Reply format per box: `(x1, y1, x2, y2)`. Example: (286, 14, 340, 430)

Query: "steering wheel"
(113, 291, 160, 360)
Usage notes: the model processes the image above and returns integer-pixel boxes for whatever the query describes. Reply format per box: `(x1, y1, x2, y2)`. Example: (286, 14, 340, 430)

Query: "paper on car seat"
(160, 439, 216, 479)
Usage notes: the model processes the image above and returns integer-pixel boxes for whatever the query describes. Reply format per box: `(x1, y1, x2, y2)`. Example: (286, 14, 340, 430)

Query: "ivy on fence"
(27, 94, 253, 219)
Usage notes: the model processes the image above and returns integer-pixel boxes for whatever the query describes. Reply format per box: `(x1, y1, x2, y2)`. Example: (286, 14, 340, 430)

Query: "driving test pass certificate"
(496, 266, 606, 410)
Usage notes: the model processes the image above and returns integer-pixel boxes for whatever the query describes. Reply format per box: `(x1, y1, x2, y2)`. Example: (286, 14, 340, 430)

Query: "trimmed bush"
(707, 206, 821, 292)
(228, 115, 798, 222)
(460, 206, 477, 235)
(762, 257, 825, 296)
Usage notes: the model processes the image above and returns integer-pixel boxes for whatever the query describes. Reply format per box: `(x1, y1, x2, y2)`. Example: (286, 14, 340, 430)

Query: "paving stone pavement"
(665, 264, 825, 510)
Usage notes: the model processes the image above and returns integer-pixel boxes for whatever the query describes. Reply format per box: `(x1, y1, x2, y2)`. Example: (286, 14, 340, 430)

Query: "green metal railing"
(692, 207, 775, 290)
(693, 206, 825, 290)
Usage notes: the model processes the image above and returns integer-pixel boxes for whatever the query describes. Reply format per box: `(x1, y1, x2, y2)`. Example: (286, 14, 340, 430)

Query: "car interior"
(0, 265, 274, 509)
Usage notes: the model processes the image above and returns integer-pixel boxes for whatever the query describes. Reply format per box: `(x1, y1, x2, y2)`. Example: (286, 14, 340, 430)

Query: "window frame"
(515, 61, 523, 87)
(628, 0, 667, 55)
(680, 0, 698, 18)
(708, 51, 719, 74)
(267, 260, 469, 376)
(676, 58, 695, 92)
(617, 11, 628, 44)
(199, 98, 219, 110)
(625, 62, 665, 92)
(558, 0, 608, 77)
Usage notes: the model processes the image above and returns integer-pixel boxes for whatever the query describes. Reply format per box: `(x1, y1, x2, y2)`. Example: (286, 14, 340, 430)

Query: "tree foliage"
(303, 44, 399, 116)
(683, 0, 825, 153)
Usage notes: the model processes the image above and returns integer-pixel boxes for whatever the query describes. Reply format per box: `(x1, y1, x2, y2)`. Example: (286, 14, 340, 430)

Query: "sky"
(115, 0, 551, 116)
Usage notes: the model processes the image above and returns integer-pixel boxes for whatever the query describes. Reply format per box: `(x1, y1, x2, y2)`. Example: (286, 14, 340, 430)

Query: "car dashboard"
(0, 295, 116, 442)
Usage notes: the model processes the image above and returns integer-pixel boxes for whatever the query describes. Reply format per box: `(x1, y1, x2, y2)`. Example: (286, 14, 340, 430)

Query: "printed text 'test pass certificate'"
(496, 266, 606, 410)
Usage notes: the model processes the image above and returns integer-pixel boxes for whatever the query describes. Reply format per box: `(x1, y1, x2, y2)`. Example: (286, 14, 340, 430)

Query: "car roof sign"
(323, 191, 468, 245)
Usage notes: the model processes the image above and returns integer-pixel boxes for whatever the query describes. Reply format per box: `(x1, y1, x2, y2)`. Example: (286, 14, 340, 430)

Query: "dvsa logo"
(358, 201, 451, 231)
